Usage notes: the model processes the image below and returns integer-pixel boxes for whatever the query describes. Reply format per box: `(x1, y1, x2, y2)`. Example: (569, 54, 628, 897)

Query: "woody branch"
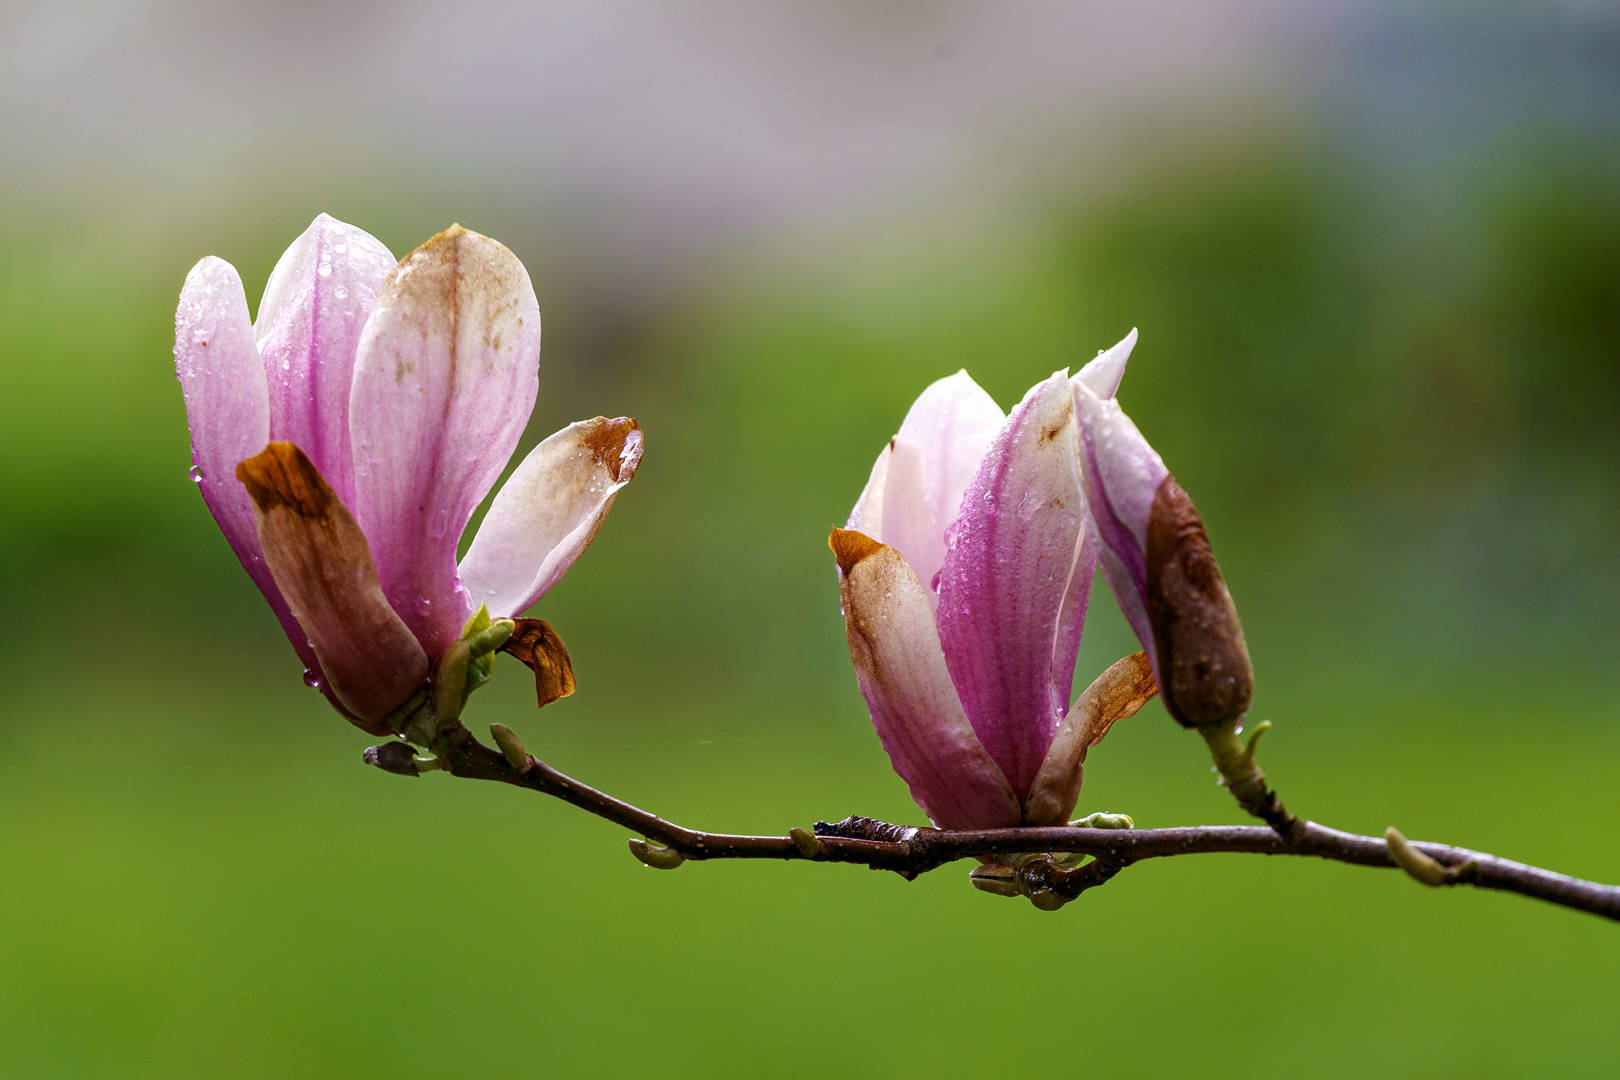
(360, 719, 1620, 923)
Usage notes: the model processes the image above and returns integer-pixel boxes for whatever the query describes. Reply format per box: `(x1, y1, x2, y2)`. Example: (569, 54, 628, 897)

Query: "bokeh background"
(3, 2, 1618, 1076)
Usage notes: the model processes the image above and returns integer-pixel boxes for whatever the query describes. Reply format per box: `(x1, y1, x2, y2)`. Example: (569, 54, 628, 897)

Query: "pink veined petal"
(175, 258, 321, 677)
(176, 258, 270, 575)
(830, 529, 1021, 830)
(934, 371, 1087, 799)
(256, 214, 396, 510)
(1073, 382, 1170, 671)
(459, 417, 644, 619)
(237, 443, 429, 734)
(874, 371, 1004, 606)
(349, 225, 541, 659)
(1045, 329, 1141, 723)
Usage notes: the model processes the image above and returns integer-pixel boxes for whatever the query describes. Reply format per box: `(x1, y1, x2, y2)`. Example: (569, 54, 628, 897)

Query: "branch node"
(789, 827, 829, 860)
(968, 863, 1021, 897)
(362, 741, 423, 777)
(1385, 827, 1462, 887)
(489, 723, 534, 774)
(628, 837, 686, 870)
(1070, 812, 1135, 829)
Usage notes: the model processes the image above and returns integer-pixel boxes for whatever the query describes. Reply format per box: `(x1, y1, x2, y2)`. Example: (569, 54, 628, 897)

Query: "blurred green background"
(2, 3, 1618, 1077)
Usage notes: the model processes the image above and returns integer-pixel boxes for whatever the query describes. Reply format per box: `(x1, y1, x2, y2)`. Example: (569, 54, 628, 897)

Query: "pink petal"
(1073, 382, 1170, 672)
(349, 225, 541, 659)
(934, 372, 1086, 798)
(460, 417, 644, 618)
(1044, 330, 1140, 726)
(175, 259, 317, 671)
(237, 443, 429, 734)
(859, 371, 1004, 606)
(176, 258, 270, 577)
(830, 529, 1020, 831)
(256, 214, 395, 510)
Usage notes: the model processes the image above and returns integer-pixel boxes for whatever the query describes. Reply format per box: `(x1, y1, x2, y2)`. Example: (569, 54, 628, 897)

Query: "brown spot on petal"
(500, 618, 578, 709)
(828, 527, 884, 575)
(1145, 476, 1253, 728)
(237, 442, 334, 519)
(580, 417, 643, 483)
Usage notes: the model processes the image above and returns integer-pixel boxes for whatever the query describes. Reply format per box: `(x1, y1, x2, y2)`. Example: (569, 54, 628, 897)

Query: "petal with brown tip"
(460, 417, 644, 619)
(830, 527, 1020, 831)
(238, 442, 429, 733)
(349, 225, 542, 658)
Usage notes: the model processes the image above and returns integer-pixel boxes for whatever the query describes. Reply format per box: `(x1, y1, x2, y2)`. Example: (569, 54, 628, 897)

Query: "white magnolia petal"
(877, 370, 1004, 602)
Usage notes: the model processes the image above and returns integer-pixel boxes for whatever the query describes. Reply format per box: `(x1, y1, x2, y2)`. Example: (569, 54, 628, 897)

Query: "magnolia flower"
(175, 215, 642, 736)
(831, 333, 1157, 830)
(1072, 383, 1251, 729)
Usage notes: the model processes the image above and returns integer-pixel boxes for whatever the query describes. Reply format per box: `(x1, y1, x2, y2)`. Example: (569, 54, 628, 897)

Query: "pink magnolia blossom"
(1072, 382, 1251, 729)
(832, 332, 1157, 830)
(175, 215, 642, 735)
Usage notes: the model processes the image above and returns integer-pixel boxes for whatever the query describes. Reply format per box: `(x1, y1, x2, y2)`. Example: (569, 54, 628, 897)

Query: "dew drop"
(333, 285, 349, 300)
(302, 669, 322, 689)
(188, 464, 203, 483)
(317, 263, 332, 276)
(192, 328, 208, 341)
(334, 243, 349, 254)
(416, 595, 434, 615)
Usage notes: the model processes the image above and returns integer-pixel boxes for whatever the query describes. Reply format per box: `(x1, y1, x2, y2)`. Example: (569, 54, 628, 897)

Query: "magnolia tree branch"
(360, 720, 1620, 922)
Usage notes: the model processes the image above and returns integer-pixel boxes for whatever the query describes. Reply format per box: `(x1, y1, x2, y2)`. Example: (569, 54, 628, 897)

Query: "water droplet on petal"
(188, 464, 203, 483)
(416, 595, 434, 615)
(317, 263, 333, 277)
(192, 328, 208, 341)
(333, 285, 349, 300)
(302, 669, 322, 689)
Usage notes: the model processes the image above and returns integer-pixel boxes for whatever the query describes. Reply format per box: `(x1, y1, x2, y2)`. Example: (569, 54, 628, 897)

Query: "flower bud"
(1144, 477, 1253, 728)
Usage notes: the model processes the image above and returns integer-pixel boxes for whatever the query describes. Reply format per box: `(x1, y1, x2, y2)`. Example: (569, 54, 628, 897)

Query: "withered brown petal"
(1022, 651, 1158, 826)
(499, 618, 578, 709)
(237, 441, 430, 734)
(1144, 476, 1253, 728)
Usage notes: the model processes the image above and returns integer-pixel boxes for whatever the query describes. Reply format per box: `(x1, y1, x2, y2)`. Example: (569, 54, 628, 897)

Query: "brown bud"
(1144, 476, 1253, 728)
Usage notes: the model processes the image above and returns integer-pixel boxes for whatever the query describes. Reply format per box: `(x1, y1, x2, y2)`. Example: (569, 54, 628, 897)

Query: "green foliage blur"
(3, 86, 1620, 1080)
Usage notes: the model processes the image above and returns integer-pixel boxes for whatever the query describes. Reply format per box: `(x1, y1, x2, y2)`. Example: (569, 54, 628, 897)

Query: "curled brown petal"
(1023, 652, 1158, 827)
(499, 618, 578, 708)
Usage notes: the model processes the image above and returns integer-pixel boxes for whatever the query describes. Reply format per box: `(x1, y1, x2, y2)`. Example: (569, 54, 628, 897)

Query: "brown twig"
(358, 720, 1620, 921)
